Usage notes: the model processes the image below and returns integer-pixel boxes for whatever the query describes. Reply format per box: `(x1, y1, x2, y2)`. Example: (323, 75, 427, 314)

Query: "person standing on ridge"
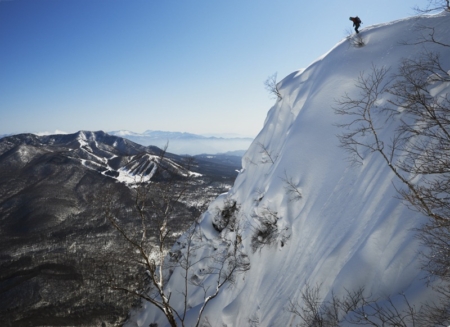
(349, 16, 362, 34)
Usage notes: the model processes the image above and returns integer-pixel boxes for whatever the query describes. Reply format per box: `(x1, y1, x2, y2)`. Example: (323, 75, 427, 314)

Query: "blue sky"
(0, 0, 419, 137)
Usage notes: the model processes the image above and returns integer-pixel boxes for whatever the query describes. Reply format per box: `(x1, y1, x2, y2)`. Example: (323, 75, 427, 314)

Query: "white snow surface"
(127, 12, 450, 327)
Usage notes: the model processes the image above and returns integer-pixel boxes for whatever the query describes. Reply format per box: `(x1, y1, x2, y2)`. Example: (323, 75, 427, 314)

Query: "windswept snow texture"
(127, 12, 450, 327)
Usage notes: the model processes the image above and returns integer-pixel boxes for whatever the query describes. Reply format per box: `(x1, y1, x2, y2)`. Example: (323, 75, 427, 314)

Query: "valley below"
(0, 131, 243, 326)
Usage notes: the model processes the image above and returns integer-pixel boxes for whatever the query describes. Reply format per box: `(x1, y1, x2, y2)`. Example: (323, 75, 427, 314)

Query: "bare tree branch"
(257, 142, 278, 164)
(264, 73, 283, 100)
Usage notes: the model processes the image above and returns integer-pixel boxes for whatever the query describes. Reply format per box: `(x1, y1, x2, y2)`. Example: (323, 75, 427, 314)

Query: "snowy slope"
(127, 12, 450, 327)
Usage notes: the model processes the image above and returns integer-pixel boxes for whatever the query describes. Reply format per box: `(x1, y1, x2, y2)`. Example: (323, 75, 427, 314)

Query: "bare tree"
(334, 37, 450, 324)
(346, 28, 365, 48)
(91, 147, 250, 327)
(264, 73, 283, 100)
(402, 25, 450, 48)
(335, 53, 450, 220)
(288, 284, 420, 327)
(257, 141, 278, 164)
(413, 0, 450, 13)
(281, 171, 303, 202)
(388, 51, 450, 224)
(334, 64, 394, 166)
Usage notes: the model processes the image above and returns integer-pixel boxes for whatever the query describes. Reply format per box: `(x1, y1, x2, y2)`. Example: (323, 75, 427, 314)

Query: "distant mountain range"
(1, 130, 254, 156)
(108, 130, 253, 155)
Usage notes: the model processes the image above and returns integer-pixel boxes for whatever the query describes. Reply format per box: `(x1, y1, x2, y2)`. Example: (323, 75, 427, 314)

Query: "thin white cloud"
(34, 130, 70, 136)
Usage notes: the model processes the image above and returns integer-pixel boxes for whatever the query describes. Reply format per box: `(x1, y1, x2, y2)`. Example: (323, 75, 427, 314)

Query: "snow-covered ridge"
(3, 130, 200, 186)
(72, 132, 202, 185)
(127, 12, 450, 327)
(115, 153, 201, 184)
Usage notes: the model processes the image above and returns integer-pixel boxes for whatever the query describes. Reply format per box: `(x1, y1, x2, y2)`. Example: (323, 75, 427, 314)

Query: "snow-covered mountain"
(126, 12, 450, 327)
(109, 130, 253, 155)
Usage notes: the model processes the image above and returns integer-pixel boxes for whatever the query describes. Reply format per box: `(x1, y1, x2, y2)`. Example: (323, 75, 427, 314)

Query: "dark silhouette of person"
(349, 16, 362, 34)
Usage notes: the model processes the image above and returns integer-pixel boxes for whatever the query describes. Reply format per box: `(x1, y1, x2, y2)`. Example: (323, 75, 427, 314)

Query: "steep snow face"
(127, 12, 450, 327)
